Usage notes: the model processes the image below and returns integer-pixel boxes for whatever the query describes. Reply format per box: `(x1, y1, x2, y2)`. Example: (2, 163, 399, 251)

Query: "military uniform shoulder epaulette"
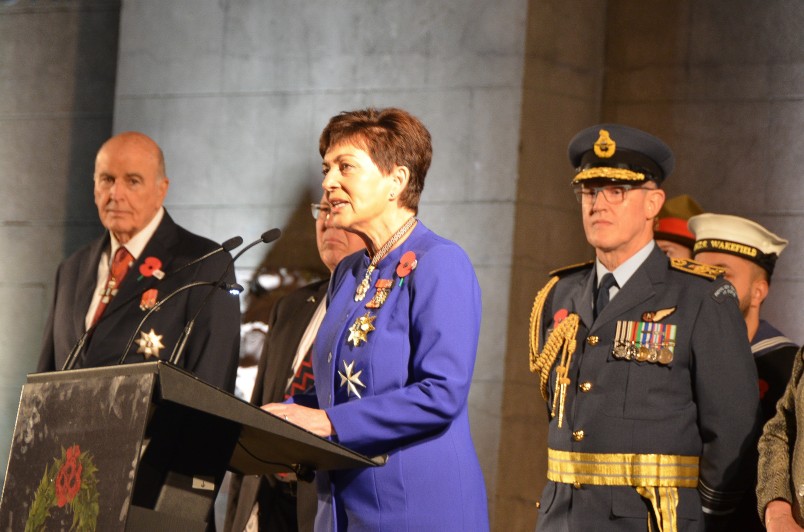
(548, 260, 594, 278)
(669, 257, 725, 280)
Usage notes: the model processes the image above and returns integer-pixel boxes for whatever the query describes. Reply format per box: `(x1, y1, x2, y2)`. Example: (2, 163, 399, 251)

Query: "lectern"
(0, 362, 383, 531)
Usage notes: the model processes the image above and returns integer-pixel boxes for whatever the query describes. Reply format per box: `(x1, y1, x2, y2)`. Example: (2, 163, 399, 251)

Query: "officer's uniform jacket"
(533, 245, 761, 531)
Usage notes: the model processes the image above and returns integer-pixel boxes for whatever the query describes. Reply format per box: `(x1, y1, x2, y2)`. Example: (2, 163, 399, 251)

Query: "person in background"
(37, 131, 240, 391)
(529, 124, 761, 531)
(264, 107, 489, 530)
(225, 196, 364, 532)
(689, 213, 798, 531)
(654, 193, 703, 259)
(758, 345, 804, 532)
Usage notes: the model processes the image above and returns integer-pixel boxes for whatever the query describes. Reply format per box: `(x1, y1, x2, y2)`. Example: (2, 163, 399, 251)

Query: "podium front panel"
(0, 371, 155, 531)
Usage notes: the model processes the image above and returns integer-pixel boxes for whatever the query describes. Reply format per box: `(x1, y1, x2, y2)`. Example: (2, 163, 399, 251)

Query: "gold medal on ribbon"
(635, 346, 650, 362)
(658, 347, 674, 365)
(354, 266, 374, 302)
(366, 279, 393, 309)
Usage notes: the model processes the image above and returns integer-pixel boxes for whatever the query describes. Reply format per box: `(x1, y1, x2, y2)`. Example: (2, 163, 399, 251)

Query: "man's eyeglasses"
(573, 184, 649, 205)
(311, 203, 331, 220)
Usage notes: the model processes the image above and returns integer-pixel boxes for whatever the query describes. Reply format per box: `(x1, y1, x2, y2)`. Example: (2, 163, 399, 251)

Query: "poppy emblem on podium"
(26, 444, 99, 530)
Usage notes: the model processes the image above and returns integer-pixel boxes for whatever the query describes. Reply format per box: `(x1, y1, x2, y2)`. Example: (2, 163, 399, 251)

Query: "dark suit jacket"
(37, 211, 240, 392)
(225, 280, 327, 532)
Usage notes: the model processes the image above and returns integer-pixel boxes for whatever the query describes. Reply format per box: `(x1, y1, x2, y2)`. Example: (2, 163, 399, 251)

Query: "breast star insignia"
(135, 328, 165, 359)
(347, 312, 376, 347)
(338, 360, 366, 398)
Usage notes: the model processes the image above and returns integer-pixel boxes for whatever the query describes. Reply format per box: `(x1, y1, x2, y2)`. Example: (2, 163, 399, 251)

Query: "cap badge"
(594, 129, 616, 158)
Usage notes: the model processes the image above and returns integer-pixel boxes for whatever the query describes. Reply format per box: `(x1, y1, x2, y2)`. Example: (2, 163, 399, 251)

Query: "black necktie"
(594, 273, 618, 319)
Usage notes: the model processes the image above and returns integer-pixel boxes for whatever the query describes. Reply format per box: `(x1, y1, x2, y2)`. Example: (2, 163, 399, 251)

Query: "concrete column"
(0, 0, 120, 484)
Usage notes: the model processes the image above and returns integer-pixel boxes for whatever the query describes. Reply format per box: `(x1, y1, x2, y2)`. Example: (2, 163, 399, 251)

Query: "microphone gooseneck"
(163, 235, 243, 277)
(168, 229, 281, 368)
(230, 229, 281, 263)
(118, 281, 241, 366)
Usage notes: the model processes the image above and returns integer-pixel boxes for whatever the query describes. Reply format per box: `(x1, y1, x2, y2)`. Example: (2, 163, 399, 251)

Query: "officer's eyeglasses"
(311, 203, 331, 220)
(573, 184, 648, 205)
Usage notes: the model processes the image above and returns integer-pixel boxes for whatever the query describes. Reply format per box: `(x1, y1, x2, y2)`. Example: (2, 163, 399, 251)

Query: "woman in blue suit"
(265, 107, 488, 531)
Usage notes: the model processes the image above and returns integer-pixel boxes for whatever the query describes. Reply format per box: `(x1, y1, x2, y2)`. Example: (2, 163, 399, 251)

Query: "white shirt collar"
(596, 240, 655, 289)
(109, 207, 165, 260)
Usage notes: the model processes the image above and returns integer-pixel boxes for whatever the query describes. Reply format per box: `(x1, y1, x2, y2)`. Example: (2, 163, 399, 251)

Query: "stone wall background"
(1, 1, 802, 529)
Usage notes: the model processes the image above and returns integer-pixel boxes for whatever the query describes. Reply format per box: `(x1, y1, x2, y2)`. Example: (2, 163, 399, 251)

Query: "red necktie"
(285, 348, 315, 400)
(91, 246, 133, 327)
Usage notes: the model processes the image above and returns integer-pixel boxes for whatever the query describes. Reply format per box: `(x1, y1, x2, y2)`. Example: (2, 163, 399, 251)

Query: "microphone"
(163, 235, 243, 277)
(230, 228, 281, 263)
(118, 281, 244, 366)
(168, 228, 282, 367)
(61, 234, 244, 371)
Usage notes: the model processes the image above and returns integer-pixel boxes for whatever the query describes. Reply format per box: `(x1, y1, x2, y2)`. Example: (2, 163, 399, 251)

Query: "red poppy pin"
(553, 308, 569, 325)
(759, 378, 769, 400)
(138, 256, 164, 280)
(396, 251, 417, 286)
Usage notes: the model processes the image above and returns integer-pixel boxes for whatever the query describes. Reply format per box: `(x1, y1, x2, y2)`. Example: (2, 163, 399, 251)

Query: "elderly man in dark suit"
(37, 131, 240, 391)
(529, 124, 761, 531)
(225, 196, 364, 532)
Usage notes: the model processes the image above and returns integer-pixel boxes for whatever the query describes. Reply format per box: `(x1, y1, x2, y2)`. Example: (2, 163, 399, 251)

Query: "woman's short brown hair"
(319, 107, 432, 213)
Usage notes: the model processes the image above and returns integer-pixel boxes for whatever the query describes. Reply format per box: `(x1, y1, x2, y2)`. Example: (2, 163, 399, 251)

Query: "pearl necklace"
(354, 216, 417, 302)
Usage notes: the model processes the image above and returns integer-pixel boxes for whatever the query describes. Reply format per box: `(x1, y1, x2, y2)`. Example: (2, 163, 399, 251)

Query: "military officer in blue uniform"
(530, 124, 762, 531)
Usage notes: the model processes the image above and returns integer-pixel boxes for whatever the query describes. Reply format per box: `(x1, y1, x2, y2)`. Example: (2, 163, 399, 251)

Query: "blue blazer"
(293, 222, 489, 531)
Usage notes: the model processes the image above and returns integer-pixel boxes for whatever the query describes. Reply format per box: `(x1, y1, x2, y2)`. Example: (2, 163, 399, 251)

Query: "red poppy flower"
(55, 445, 82, 507)
(139, 256, 163, 278)
(759, 378, 769, 400)
(553, 308, 568, 325)
(396, 251, 418, 278)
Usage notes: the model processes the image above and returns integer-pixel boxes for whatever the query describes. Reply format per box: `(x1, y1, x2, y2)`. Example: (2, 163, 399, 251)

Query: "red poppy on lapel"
(396, 251, 417, 279)
(138, 256, 164, 280)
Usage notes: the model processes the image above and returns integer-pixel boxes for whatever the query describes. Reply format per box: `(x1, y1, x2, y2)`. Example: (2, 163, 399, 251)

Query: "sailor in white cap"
(690, 213, 799, 531)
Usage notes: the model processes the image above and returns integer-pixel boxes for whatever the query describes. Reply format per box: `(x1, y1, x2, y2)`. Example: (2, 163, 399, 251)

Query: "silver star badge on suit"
(338, 360, 366, 398)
